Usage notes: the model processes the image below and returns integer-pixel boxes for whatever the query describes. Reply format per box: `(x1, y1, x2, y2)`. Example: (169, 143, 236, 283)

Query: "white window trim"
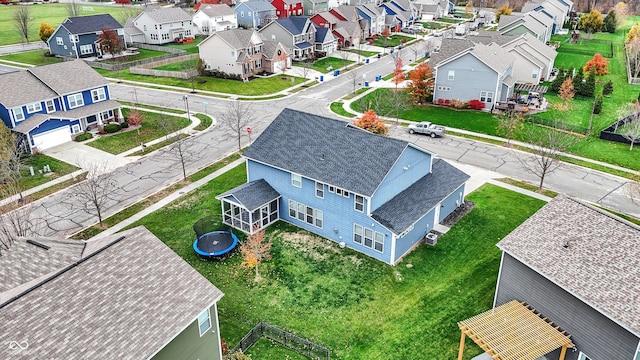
(288, 199, 323, 229)
(56, 36, 63, 45)
(67, 93, 84, 109)
(480, 91, 494, 103)
(45, 99, 56, 113)
(634, 341, 640, 360)
(197, 308, 212, 336)
(532, 68, 539, 79)
(353, 223, 384, 253)
(91, 88, 106, 102)
(71, 124, 81, 134)
(577, 352, 590, 360)
(12, 107, 24, 122)
(79, 44, 93, 55)
(291, 173, 302, 188)
(447, 70, 455, 80)
(315, 182, 324, 198)
(355, 195, 364, 212)
(26, 102, 42, 114)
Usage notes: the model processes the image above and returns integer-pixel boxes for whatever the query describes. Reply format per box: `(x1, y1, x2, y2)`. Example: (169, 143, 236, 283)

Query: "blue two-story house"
(216, 109, 469, 265)
(0, 60, 123, 152)
(234, 0, 278, 29)
(47, 14, 124, 59)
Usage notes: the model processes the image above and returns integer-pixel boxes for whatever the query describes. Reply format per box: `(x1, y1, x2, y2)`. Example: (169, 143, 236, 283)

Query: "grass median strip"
(117, 101, 186, 115)
(193, 113, 213, 131)
(70, 152, 241, 240)
(496, 178, 558, 198)
(127, 134, 190, 156)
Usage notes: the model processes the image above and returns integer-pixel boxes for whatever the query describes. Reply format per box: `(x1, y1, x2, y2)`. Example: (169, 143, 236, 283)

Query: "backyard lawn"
(12, 155, 78, 194)
(128, 161, 546, 359)
(87, 109, 190, 154)
(163, 37, 204, 54)
(0, 4, 137, 46)
(153, 58, 199, 71)
(371, 34, 413, 48)
(305, 57, 355, 73)
(0, 49, 61, 66)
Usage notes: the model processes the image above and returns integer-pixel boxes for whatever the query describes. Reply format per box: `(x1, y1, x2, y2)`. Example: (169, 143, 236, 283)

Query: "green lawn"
(437, 18, 464, 24)
(127, 160, 546, 359)
(345, 49, 379, 58)
(0, 4, 138, 46)
(15, 155, 78, 193)
(0, 49, 61, 66)
(95, 68, 306, 96)
(193, 113, 213, 131)
(87, 109, 190, 154)
(371, 34, 413, 47)
(422, 22, 447, 29)
(306, 57, 355, 73)
(104, 48, 169, 63)
(163, 37, 204, 54)
(330, 102, 354, 118)
(153, 58, 199, 71)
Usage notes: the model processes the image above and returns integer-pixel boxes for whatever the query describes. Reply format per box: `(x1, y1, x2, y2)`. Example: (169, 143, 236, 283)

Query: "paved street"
(5, 45, 639, 238)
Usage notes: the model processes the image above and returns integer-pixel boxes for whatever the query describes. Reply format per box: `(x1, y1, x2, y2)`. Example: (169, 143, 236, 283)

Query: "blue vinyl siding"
(0, 106, 11, 128)
(438, 183, 465, 222)
(235, 4, 253, 28)
(63, 86, 108, 109)
(247, 160, 393, 263)
(76, 33, 99, 58)
(48, 28, 74, 57)
(29, 119, 78, 139)
(394, 207, 436, 262)
(434, 53, 498, 105)
(370, 146, 432, 210)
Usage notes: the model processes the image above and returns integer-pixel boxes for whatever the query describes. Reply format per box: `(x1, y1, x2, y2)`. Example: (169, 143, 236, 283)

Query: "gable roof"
(199, 3, 236, 17)
(203, 28, 262, 50)
(430, 38, 475, 67)
(0, 71, 58, 108)
(12, 100, 122, 134)
(241, 0, 277, 12)
(140, 7, 192, 24)
(0, 226, 223, 359)
(27, 60, 108, 95)
(124, 17, 144, 36)
(276, 16, 311, 35)
(60, 14, 123, 34)
(497, 195, 640, 337)
(371, 158, 469, 234)
(217, 179, 281, 211)
(243, 108, 414, 197)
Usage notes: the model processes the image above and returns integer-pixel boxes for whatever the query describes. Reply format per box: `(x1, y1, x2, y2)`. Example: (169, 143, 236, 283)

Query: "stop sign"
(247, 127, 252, 134)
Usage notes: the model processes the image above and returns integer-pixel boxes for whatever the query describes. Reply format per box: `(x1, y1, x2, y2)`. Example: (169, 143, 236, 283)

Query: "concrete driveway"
(44, 140, 136, 174)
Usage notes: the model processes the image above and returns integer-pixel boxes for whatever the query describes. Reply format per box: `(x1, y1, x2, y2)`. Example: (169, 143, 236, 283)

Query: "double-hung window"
(45, 100, 55, 113)
(12, 107, 24, 122)
(26, 102, 42, 114)
(315, 182, 324, 198)
(447, 70, 455, 80)
(353, 224, 384, 253)
(198, 309, 211, 336)
(480, 91, 494, 103)
(68, 93, 84, 109)
(291, 173, 302, 188)
(91, 88, 106, 102)
(56, 37, 64, 45)
(79, 44, 92, 55)
(355, 195, 364, 212)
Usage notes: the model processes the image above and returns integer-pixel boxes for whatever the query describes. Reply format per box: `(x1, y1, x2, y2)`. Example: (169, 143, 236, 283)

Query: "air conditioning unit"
(425, 232, 438, 246)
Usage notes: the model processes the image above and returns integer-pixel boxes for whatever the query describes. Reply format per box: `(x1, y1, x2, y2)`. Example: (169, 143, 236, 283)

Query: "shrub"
(120, 121, 129, 129)
(127, 109, 144, 126)
(449, 99, 465, 109)
(603, 80, 613, 96)
(593, 94, 603, 114)
(103, 123, 121, 133)
(74, 132, 93, 142)
(469, 99, 486, 110)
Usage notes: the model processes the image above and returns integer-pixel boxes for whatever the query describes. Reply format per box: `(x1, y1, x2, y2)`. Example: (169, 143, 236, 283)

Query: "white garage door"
(32, 126, 72, 151)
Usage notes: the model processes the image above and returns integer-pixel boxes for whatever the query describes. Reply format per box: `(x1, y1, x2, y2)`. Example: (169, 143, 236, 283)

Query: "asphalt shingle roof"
(497, 195, 640, 337)
(244, 109, 413, 197)
(0, 71, 58, 108)
(199, 3, 236, 17)
(216, 28, 259, 49)
(142, 7, 192, 24)
(27, 60, 108, 95)
(243, 0, 277, 12)
(61, 14, 122, 34)
(371, 159, 469, 234)
(430, 38, 474, 67)
(0, 226, 223, 359)
(217, 179, 280, 211)
(12, 100, 122, 134)
(472, 42, 514, 74)
(277, 16, 309, 35)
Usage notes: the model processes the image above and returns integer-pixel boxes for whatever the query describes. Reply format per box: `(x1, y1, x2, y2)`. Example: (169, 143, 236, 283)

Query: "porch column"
(117, 107, 123, 122)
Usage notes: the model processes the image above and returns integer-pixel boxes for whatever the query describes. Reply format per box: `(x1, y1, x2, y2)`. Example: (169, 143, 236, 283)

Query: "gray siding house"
(494, 195, 640, 360)
(0, 227, 224, 360)
(235, 0, 277, 29)
(431, 39, 515, 110)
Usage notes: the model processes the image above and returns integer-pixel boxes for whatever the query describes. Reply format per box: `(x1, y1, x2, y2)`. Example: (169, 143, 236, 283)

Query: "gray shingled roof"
(0, 226, 223, 359)
(0, 70, 58, 108)
(471, 42, 514, 74)
(243, 109, 410, 197)
(243, 0, 277, 12)
(61, 14, 123, 34)
(430, 38, 474, 67)
(497, 195, 640, 337)
(199, 3, 236, 17)
(217, 179, 280, 211)
(28, 60, 108, 95)
(215, 28, 259, 49)
(12, 100, 122, 134)
(124, 17, 144, 36)
(371, 159, 469, 234)
(142, 7, 192, 24)
(277, 16, 310, 35)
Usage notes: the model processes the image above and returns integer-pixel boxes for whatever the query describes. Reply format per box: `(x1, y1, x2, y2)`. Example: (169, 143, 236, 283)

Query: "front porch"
(216, 179, 281, 235)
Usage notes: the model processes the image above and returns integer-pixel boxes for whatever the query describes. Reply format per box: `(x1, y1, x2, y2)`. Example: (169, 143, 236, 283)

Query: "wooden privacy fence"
(129, 54, 199, 79)
(231, 322, 330, 360)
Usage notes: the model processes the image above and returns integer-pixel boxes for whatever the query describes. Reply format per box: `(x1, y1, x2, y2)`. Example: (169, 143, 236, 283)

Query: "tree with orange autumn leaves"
(355, 110, 388, 136)
(583, 53, 610, 75)
(406, 62, 434, 104)
(240, 229, 272, 281)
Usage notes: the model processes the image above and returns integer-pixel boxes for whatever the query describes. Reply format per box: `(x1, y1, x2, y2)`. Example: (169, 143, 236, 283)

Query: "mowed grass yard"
(0, 4, 138, 46)
(0, 49, 61, 66)
(128, 162, 546, 359)
(87, 109, 190, 154)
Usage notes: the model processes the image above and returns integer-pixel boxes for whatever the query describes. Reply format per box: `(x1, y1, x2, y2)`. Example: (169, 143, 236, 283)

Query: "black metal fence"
(600, 114, 640, 144)
(231, 322, 330, 360)
(525, 115, 588, 135)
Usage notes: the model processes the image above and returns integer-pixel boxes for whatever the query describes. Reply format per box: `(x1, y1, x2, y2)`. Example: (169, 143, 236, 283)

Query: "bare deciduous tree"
(13, 6, 31, 44)
(349, 68, 360, 94)
(617, 101, 640, 150)
(72, 162, 118, 227)
(517, 125, 577, 191)
(0, 193, 36, 256)
(409, 41, 424, 63)
(158, 117, 192, 181)
(220, 101, 254, 151)
(66, 1, 81, 17)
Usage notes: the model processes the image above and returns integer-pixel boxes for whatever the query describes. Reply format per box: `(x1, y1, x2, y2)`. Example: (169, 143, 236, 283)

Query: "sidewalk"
(90, 157, 246, 240)
(0, 169, 85, 208)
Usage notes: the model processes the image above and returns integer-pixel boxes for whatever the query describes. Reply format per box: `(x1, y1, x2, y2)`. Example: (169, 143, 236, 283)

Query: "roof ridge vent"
(26, 239, 50, 251)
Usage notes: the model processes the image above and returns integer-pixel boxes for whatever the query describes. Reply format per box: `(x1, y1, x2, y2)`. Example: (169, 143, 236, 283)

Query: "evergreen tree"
(603, 80, 614, 96)
(551, 69, 567, 93)
(593, 94, 603, 114)
(572, 67, 584, 96)
(604, 10, 617, 33)
(582, 69, 596, 97)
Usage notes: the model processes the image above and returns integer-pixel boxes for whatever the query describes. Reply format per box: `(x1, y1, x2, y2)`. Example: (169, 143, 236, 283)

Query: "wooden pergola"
(457, 300, 574, 360)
